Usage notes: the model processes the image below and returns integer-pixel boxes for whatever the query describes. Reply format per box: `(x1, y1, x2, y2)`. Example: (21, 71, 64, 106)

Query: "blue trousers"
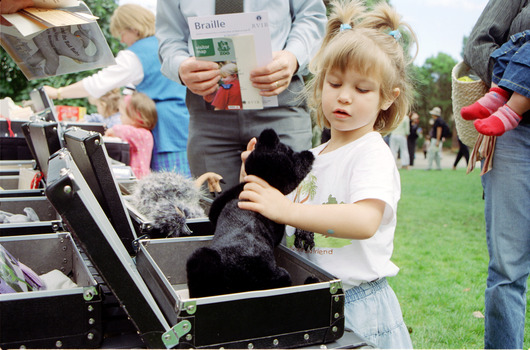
(344, 278, 412, 349)
(482, 123, 530, 348)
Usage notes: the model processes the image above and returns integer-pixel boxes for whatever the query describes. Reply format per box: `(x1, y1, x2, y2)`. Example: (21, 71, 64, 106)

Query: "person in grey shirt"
(463, 1, 529, 348)
(155, 1, 327, 189)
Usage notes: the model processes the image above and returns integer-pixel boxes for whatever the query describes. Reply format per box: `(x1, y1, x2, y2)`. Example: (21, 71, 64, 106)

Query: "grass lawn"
(388, 168, 530, 349)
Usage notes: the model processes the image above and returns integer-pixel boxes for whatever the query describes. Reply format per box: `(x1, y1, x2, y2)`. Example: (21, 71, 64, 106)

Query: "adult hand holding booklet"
(188, 11, 278, 110)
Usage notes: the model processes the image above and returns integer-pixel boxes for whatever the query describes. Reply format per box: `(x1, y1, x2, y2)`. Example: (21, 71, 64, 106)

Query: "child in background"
(105, 92, 156, 179)
(460, 30, 530, 136)
(85, 88, 122, 129)
(238, 1, 416, 347)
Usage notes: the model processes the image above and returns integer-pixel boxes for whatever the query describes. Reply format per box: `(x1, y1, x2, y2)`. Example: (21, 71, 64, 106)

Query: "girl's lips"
(333, 109, 350, 118)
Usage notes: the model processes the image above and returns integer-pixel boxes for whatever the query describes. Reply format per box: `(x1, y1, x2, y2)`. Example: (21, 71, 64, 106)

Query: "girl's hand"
(104, 128, 115, 137)
(238, 175, 292, 224)
(43, 86, 59, 99)
(239, 137, 257, 182)
(250, 50, 298, 97)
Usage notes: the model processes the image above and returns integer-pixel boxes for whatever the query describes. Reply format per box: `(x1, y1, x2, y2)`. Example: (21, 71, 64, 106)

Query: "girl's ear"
(382, 88, 400, 111)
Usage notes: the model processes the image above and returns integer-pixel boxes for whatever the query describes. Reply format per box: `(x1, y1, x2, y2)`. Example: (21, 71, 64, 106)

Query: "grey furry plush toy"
(128, 171, 222, 238)
(186, 129, 315, 298)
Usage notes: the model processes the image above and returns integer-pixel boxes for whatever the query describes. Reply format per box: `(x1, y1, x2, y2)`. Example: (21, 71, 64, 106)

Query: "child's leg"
(474, 92, 529, 136)
(344, 279, 412, 349)
(461, 84, 510, 120)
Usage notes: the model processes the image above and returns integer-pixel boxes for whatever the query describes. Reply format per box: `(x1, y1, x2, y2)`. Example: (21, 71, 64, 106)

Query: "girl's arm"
(238, 175, 385, 240)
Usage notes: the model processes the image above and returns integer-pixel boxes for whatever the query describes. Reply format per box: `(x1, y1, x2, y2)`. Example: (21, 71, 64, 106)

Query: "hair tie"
(123, 94, 132, 105)
(340, 23, 352, 32)
(389, 30, 401, 41)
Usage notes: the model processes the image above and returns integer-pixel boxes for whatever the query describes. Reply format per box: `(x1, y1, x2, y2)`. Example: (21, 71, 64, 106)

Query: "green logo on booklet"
(193, 39, 215, 57)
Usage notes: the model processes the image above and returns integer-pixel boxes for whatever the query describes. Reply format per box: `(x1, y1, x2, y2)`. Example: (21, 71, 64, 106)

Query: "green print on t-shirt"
(286, 184, 351, 249)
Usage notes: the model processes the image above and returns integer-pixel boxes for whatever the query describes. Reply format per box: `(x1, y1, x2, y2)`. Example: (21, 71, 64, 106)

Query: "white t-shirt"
(285, 132, 401, 289)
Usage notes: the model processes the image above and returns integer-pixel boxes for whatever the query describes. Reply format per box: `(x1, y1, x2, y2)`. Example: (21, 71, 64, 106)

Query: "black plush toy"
(186, 129, 315, 298)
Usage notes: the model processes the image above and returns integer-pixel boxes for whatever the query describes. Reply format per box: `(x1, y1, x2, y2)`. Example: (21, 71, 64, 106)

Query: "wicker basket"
(451, 61, 489, 147)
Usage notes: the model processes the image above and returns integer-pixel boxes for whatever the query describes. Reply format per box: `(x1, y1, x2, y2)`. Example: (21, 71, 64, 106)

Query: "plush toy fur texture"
(128, 172, 206, 238)
(186, 129, 315, 298)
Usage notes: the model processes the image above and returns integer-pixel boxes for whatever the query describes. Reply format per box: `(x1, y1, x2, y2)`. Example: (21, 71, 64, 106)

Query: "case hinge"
(329, 280, 342, 294)
(162, 320, 192, 348)
(182, 300, 197, 315)
(83, 286, 98, 301)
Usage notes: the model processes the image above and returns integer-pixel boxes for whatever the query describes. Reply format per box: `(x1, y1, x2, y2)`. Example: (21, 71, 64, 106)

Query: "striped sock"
(474, 105, 522, 136)
(461, 87, 510, 120)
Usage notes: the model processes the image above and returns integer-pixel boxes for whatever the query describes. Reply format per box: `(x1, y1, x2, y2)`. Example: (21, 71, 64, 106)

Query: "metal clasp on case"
(162, 320, 192, 348)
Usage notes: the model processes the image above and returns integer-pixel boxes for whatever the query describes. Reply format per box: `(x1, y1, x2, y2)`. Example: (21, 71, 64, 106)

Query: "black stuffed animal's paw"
(294, 229, 315, 251)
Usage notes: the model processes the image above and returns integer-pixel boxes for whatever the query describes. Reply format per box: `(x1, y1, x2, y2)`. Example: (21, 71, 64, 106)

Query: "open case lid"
(21, 120, 62, 180)
(45, 149, 170, 348)
(62, 127, 138, 254)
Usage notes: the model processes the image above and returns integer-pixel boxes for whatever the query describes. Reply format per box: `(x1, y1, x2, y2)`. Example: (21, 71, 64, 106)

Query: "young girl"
(105, 92, 156, 179)
(238, 1, 416, 348)
(85, 88, 122, 129)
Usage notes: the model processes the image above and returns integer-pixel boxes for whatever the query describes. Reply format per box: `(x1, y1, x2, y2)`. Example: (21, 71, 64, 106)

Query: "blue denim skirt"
(344, 278, 413, 349)
(491, 30, 530, 98)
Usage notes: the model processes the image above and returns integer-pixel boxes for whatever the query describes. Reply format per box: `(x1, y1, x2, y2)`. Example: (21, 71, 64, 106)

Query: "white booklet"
(188, 11, 278, 110)
(0, 1, 115, 80)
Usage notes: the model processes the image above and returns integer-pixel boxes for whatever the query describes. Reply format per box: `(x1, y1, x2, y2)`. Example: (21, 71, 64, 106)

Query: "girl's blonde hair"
(220, 62, 238, 77)
(306, 0, 418, 135)
(88, 88, 121, 118)
(110, 4, 155, 39)
(122, 92, 157, 130)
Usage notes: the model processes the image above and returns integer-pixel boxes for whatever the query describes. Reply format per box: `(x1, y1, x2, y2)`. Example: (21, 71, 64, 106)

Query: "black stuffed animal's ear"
(256, 129, 279, 151)
(295, 150, 315, 179)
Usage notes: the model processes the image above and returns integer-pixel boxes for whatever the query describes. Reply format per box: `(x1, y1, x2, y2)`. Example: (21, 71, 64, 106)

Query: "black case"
(43, 149, 369, 349)
(0, 232, 103, 348)
(46, 149, 172, 348)
(1, 120, 34, 160)
(62, 128, 138, 253)
(0, 195, 63, 235)
(135, 236, 346, 349)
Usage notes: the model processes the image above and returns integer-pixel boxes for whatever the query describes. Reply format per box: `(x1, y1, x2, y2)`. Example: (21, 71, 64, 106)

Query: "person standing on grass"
(452, 137, 469, 170)
(463, 0, 530, 348)
(238, 1, 416, 347)
(407, 112, 421, 166)
(426, 106, 444, 170)
(389, 113, 410, 169)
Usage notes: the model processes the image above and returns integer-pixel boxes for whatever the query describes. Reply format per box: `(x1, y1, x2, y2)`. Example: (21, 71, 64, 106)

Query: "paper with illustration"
(0, 1, 115, 80)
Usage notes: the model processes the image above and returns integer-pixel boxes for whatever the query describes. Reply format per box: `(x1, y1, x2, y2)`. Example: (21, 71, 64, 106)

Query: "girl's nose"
(337, 90, 352, 104)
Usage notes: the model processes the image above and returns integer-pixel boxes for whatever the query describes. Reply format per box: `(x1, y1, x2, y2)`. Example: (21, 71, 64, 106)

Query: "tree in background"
(0, 0, 122, 112)
(412, 53, 458, 146)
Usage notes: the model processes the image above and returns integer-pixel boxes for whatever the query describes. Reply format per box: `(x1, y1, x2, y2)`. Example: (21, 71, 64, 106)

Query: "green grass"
(388, 168, 530, 349)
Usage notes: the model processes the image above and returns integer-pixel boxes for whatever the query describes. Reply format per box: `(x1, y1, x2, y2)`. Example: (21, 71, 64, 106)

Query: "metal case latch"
(162, 320, 192, 348)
